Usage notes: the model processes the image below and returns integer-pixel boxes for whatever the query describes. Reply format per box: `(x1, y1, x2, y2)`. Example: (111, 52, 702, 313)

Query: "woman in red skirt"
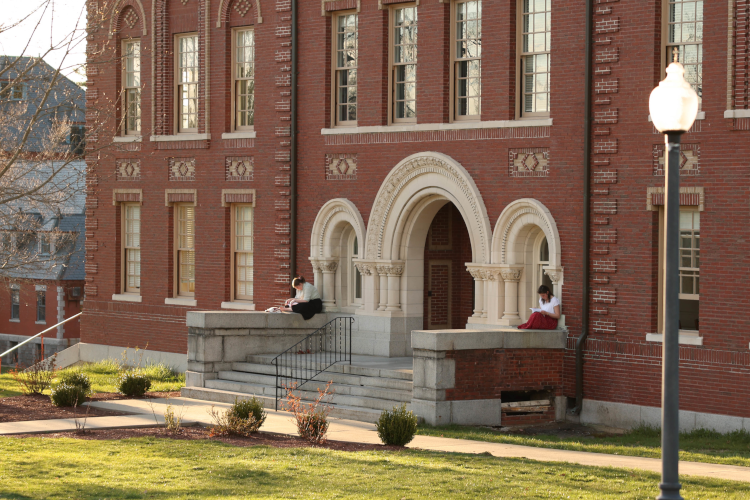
(518, 285, 560, 330)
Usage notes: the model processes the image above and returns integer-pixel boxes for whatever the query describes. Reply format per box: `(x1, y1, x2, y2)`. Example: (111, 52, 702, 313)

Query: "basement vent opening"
(501, 390, 553, 415)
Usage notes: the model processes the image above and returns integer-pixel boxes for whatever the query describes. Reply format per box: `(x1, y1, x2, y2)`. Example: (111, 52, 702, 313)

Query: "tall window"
(454, 0, 481, 120)
(38, 234, 51, 255)
(176, 204, 195, 296)
(391, 5, 418, 123)
(234, 29, 255, 130)
(10, 288, 19, 320)
(679, 210, 700, 331)
(519, 0, 551, 117)
(176, 34, 199, 133)
(123, 40, 141, 134)
(36, 290, 46, 322)
(334, 13, 358, 126)
(123, 204, 141, 294)
(233, 205, 254, 301)
(665, 0, 702, 103)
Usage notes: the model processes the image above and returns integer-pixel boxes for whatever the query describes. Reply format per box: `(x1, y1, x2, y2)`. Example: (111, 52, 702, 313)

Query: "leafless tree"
(0, 1, 123, 282)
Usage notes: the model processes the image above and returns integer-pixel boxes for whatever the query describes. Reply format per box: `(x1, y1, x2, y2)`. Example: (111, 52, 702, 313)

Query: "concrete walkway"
(0, 396, 747, 483)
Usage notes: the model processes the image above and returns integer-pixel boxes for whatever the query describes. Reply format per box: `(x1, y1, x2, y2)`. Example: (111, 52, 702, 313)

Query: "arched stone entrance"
(308, 198, 367, 312)
(489, 199, 564, 326)
(350, 152, 492, 354)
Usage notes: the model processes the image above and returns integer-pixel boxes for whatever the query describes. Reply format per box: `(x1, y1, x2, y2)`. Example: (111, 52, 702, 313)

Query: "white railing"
(0, 312, 82, 371)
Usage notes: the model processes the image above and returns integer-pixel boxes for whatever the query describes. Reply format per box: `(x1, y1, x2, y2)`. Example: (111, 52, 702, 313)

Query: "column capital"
(354, 261, 375, 276)
(318, 260, 339, 273)
(499, 265, 524, 283)
(465, 263, 485, 280)
(375, 260, 405, 276)
(543, 266, 564, 284)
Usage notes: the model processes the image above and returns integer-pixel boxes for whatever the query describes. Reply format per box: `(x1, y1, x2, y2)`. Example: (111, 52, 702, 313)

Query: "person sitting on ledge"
(281, 276, 323, 320)
(518, 285, 560, 330)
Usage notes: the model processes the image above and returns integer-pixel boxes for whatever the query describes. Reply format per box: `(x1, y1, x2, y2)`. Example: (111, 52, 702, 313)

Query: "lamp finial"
(672, 47, 679, 63)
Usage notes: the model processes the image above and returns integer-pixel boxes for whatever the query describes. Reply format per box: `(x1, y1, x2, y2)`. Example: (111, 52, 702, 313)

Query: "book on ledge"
(530, 308, 541, 313)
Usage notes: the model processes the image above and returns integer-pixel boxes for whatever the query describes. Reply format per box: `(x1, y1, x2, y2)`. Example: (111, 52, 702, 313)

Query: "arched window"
(349, 234, 363, 306)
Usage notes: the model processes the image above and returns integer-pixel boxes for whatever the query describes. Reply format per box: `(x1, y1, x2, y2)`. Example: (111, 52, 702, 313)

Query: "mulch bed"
(6, 426, 406, 452)
(0, 392, 181, 423)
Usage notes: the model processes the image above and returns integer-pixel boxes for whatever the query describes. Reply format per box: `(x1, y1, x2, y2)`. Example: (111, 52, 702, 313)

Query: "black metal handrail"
(272, 316, 353, 410)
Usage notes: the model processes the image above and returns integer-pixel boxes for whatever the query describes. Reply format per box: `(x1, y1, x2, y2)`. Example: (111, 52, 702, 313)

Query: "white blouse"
(295, 282, 321, 301)
(539, 296, 560, 314)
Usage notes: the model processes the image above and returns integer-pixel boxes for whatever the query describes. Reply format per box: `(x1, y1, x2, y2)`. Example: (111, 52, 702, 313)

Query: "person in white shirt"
(518, 285, 560, 330)
(281, 276, 323, 319)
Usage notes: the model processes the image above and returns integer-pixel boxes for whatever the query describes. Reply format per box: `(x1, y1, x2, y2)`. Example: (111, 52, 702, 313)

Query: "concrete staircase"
(181, 354, 414, 423)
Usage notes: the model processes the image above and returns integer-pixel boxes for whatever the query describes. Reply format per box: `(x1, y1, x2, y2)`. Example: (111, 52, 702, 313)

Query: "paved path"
(1, 396, 748, 483)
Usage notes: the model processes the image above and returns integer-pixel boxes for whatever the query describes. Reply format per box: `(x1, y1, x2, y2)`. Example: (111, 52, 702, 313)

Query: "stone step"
(230, 362, 414, 392)
(205, 378, 408, 412)
(244, 355, 413, 381)
(180, 387, 388, 424)
(217, 370, 412, 402)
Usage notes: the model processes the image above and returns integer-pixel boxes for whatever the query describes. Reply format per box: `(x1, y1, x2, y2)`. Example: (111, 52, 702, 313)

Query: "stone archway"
(489, 199, 564, 325)
(358, 152, 491, 325)
(309, 199, 366, 311)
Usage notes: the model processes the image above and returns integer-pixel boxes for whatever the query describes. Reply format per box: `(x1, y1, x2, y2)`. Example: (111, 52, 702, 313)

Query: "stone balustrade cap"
(412, 328, 566, 351)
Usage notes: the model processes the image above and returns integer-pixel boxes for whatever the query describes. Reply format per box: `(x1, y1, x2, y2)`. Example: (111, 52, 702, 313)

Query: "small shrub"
(208, 406, 262, 437)
(56, 371, 91, 392)
(283, 381, 334, 444)
(50, 383, 88, 407)
(11, 354, 57, 395)
(230, 397, 267, 429)
(376, 404, 418, 446)
(116, 372, 151, 397)
(164, 404, 182, 433)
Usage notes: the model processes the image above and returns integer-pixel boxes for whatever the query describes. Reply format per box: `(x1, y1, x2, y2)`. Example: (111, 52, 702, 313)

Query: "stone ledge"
(411, 328, 567, 351)
(187, 311, 329, 331)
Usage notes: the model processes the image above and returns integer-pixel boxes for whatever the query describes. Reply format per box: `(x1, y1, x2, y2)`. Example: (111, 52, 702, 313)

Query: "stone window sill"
(113, 135, 142, 143)
(35, 321, 46, 325)
(151, 134, 210, 142)
(221, 131, 256, 140)
(112, 294, 142, 303)
(9, 319, 19, 323)
(724, 109, 750, 119)
(321, 118, 553, 135)
(645, 332, 703, 346)
(165, 297, 197, 307)
(221, 301, 256, 311)
(648, 112, 705, 123)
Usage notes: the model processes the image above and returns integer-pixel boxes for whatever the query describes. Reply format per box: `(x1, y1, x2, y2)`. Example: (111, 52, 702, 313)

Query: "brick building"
(83, 0, 750, 428)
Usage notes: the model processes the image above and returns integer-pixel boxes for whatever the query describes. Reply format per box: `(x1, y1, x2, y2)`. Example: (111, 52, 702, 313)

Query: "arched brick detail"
(216, 0, 263, 27)
(108, 0, 148, 38)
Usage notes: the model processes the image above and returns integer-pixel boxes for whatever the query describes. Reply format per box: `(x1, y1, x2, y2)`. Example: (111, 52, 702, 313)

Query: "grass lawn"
(0, 359, 185, 398)
(0, 437, 748, 499)
(417, 424, 750, 468)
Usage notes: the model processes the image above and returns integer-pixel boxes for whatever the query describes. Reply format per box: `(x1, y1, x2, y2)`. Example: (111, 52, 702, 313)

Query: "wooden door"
(427, 260, 452, 330)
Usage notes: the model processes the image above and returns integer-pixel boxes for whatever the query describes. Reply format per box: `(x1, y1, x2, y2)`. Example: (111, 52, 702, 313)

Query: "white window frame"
(175, 33, 199, 134)
(1, 82, 25, 100)
(662, 0, 703, 106)
(122, 203, 141, 294)
(233, 28, 255, 132)
(122, 39, 142, 135)
(451, 0, 482, 122)
(517, 0, 551, 118)
(175, 203, 196, 298)
(231, 204, 254, 303)
(389, 4, 418, 124)
(349, 232, 362, 306)
(10, 286, 20, 321)
(36, 290, 46, 323)
(332, 11, 358, 127)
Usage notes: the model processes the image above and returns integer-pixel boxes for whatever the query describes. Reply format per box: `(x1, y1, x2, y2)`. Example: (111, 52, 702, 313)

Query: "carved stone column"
(483, 268, 503, 319)
(309, 259, 323, 292)
(384, 264, 405, 311)
(354, 262, 373, 309)
(483, 266, 504, 323)
(466, 265, 485, 318)
(375, 265, 389, 311)
(500, 266, 524, 323)
(319, 260, 338, 309)
(543, 266, 564, 299)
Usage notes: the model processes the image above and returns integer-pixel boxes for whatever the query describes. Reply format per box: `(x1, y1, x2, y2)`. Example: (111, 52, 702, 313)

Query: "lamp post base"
(657, 482, 682, 500)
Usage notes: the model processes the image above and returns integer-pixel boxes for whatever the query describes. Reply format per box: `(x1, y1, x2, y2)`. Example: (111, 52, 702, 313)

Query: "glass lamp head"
(649, 62, 699, 134)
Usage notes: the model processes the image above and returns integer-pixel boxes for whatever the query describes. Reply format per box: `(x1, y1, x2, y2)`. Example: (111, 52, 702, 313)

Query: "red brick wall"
(445, 348, 564, 401)
(0, 281, 83, 339)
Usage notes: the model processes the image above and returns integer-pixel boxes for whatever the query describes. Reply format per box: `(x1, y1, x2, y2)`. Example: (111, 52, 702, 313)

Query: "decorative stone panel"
(652, 143, 700, 176)
(508, 148, 550, 177)
(116, 159, 141, 181)
(225, 156, 254, 181)
(168, 158, 196, 181)
(325, 153, 358, 180)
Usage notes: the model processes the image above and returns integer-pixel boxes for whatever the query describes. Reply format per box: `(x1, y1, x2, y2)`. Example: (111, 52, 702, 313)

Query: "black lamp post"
(648, 55, 699, 500)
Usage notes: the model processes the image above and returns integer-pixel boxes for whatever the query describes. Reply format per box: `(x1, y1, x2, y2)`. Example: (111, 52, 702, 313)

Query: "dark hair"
(292, 276, 306, 288)
(537, 285, 553, 304)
